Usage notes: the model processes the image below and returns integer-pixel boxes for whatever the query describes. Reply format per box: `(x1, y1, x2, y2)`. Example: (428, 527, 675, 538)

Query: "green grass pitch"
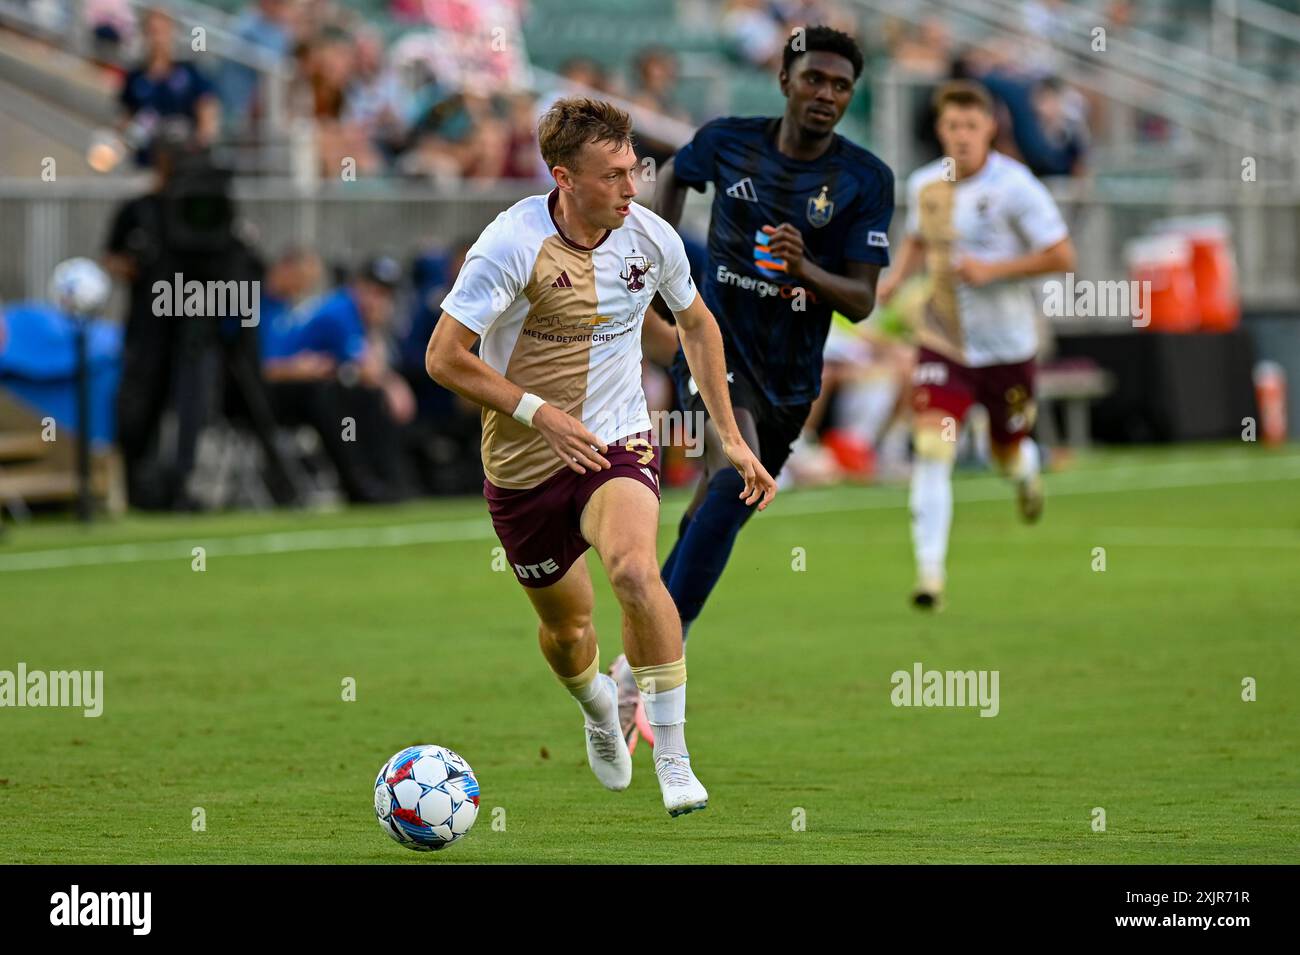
(1, 445, 1297, 863)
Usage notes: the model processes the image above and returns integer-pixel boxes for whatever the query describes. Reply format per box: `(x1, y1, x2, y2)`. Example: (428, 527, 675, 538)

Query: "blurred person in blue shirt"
(394, 240, 485, 494)
(261, 256, 417, 503)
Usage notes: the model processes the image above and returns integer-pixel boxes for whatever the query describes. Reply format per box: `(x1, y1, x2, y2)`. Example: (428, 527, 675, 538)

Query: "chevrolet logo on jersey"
(529, 312, 612, 327)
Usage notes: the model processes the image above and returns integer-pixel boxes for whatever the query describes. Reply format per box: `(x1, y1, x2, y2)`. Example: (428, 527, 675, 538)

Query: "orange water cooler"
(1155, 216, 1241, 332)
(1125, 234, 1200, 332)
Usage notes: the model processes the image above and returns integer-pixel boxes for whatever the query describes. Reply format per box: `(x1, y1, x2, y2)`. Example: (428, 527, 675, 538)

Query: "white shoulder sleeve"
(439, 217, 533, 334)
(649, 215, 696, 313)
(1011, 169, 1070, 251)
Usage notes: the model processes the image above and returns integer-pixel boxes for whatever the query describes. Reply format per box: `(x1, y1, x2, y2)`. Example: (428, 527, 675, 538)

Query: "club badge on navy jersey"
(620, 255, 652, 292)
(806, 185, 835, 228)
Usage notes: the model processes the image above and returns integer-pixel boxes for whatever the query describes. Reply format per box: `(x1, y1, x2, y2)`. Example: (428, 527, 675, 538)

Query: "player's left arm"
(673, 292, 777, 511)
(640, 303, 680, 366)
(955, 174, 1077, 287)
(953, 237, 1076, 287)
(762, 222, 881, 321)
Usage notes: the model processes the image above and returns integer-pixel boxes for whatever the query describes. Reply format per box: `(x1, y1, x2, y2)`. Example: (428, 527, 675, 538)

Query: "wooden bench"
(1036, 360, 1116, 449)
(0, 390, 125, 519)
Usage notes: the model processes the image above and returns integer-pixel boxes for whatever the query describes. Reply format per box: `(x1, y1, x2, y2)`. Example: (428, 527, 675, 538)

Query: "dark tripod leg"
(226, 345, 309, 507)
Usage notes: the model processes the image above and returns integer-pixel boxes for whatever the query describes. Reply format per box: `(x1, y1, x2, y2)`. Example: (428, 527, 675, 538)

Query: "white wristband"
(512, 392, 546, 428)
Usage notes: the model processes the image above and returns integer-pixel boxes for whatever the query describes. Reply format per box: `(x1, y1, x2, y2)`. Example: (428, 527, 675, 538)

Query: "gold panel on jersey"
(916, 178, 965, 359)
(482, 235, 602, 489)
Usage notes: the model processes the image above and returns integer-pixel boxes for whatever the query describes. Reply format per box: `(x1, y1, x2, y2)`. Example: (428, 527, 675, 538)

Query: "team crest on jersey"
(806, 185, 835, 228)
(620, 255, 651, 292)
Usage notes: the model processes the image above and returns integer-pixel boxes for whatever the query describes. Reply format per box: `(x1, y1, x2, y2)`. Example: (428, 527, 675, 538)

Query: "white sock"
(569, 674, 614, 725)
(910, 455, 953, 584)
(641, 683, 688, 758)
(1011, 438, 1041, 481)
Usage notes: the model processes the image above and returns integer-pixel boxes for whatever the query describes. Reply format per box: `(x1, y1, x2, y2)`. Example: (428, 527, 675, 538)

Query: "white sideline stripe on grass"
(2, 455, 1298, 573)
(0, 519, 492, 572)
(964, 527, 1300, 550)
(772, 454, 1300, 516)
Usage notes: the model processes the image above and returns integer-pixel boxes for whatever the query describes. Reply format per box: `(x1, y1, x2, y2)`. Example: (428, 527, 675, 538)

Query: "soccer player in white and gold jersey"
(425, 98, 776, 816)
(877, 81, 1076, 610)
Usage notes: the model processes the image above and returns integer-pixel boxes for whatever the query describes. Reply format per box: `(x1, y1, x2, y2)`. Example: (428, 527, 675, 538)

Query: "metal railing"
(0, 0, 293, 170)
(1212, 0, 1300, 59)
(1, 175, 1295, 311)
(850, 0, 1300, 180)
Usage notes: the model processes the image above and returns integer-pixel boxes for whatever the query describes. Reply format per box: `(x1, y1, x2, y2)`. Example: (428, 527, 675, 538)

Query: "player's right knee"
(605, 551, 661, 606)
(913, 425, 957, 464)
(538, 617, 591, 651)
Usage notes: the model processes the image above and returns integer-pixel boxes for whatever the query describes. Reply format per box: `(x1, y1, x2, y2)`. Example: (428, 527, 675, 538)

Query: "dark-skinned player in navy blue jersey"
(608, 26, 895, 746)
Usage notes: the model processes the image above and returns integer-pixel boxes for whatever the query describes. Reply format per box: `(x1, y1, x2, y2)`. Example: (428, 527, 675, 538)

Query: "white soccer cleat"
(584, 674, 632, 791)
(654, 753, 708, 817)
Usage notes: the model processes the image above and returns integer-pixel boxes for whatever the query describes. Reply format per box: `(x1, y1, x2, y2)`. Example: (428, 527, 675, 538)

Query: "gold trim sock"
(631, 656, 688, 757)
(556, 653, 611, 723)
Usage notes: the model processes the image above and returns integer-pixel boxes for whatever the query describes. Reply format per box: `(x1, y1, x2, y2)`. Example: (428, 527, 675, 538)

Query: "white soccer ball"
(374, 744, 480, 851)
(49, 258, 111, 316)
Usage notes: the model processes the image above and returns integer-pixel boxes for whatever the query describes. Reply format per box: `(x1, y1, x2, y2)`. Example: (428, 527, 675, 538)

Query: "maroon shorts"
(911, 347, 1037, 445)
(484, 432, 661, 589)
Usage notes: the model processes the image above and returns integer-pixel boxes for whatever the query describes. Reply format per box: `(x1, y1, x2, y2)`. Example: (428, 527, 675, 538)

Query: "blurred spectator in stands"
(261, 256, 416, 502)
(978, 67, 1089, 177)
(400, 91, 512, 181)
(557, 57, 615, 96)
(774, 0, 858, 39)
(258, 247, 324, 354)
(723, 0, 785, 69)
(85, 0, 136, 62)
(342, 28, 415, 167)
(395, 240, 485, 494)
(891, 16, 952, 80)
(388, 0, 424, 23)
(1023, 0, 1078, 40)
(218, 0, 301, 137)
(626, 47, 692, 167)
(291, 26, 386, 176)
(502, 92, 547, 180)
(628, 47, 691, 121)
(1105, 0, 1135, 32)
(1021, 0, 1090, 72)
(118, 8, 220, 166)
(1027, 75, 1089, 176)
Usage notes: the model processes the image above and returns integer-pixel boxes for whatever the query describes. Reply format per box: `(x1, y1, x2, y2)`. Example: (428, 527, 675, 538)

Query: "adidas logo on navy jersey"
(725, 177, 757, 202)
(551, 271, 573, 288)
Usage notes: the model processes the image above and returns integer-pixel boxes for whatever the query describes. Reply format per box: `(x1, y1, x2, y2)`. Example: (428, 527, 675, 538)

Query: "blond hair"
(537, 97, 634, 172)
